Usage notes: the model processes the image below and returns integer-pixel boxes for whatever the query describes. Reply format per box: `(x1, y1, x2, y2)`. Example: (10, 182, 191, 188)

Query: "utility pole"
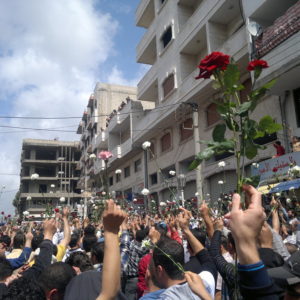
(189, 103, 203, 207)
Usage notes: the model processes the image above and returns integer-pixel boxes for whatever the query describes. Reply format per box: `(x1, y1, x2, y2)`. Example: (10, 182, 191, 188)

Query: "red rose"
(54, 208, 60, 213)
(247, 60, 269, 71)
(196, 52, 230, 79)
(272, 167, 278, 172)
(7, 214, 11, 218)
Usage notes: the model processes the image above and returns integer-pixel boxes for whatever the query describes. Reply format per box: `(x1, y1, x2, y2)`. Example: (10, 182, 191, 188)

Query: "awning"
(258, 183, 279, 194)
(269, 179, 300, 193)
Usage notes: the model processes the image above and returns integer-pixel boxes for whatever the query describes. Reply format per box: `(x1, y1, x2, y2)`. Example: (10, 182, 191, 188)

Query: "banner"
(257, 152, 300, 183)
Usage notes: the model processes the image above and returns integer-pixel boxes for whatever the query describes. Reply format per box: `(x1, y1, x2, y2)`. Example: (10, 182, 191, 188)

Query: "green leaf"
(212, 81, 221, 89)
(223, 64, 240, 93)
(196, 147, 215, 161)
(258, 116, 283, 134)
(245, 140, 258, 159)
(218, 140, 235, 150)
(212, 124, 226, 142)
(236, 101, 252, 116)
(243, 119, 258, 139)
(189, 159, 201, 170)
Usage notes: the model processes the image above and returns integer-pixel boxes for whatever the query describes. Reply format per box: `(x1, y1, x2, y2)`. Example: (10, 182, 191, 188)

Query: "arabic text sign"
(258, 152, 300, 181)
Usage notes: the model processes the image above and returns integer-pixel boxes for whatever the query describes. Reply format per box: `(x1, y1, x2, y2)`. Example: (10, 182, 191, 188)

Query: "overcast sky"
(0, 0, 146, 214)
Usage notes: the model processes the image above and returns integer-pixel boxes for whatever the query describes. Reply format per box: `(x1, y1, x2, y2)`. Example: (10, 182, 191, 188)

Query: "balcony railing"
(255, 2, 300, 58)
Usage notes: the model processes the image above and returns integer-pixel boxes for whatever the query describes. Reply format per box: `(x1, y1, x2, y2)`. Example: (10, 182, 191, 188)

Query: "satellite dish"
(247, 21, 262, 37)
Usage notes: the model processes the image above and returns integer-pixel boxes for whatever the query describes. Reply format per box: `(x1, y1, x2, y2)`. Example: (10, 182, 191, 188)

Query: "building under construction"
(19, 139, 81, 218)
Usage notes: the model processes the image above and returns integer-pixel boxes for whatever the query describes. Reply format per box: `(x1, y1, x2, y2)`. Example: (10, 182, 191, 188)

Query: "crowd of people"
(0, 185, 300, 299)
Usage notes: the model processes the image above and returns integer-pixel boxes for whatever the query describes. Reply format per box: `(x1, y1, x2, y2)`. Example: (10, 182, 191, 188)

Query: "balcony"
(22, 159, 58, 164)
(254, 1, 300, 58)
(137, 62, 158, 101)
(77, 122, 83, 134)
(136, 0, 155, 29)
(95, 131, 108, 150)
(136, 21, 157, 65)
(110, 145, 121, 164)
(21, 192, 81, 199)
(107, 105, 131, 133)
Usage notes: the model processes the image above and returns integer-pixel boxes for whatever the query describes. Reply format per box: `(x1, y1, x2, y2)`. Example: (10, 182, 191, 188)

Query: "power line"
(0, 125, 77, 133)
(0, 102, 183, 120)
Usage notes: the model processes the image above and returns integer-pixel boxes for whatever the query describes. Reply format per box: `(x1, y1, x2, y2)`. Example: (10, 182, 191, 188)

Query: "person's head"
(149, 237, 185, 289)
(275, 141, 282, 146)
(69, 233, 80, 249)
(84, 224, 96, 236)
(32, 233, 44, 251)
(0, 257, 13, 282)
(65, 252, 93, 274)
(288, 210, 295, 219)
(13, 231, 25, 249)
(91, 242, 104, 265)
(39, 262, 76, 300)
(3, 276, 45, 300)
(186, 229, 206, 256)
(135, 229, 147, 243)
(0, 235, 11, 255)
(154, 223, 168, 237)
(82, 235, 97, 253)
(220, 235, 229, 253)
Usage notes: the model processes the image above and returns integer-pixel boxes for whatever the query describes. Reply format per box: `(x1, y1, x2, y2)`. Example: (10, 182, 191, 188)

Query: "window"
(206, 103, 221, 126)
(39, 184, 47, 193)
(294, 88, 300, 128)
(124, 166, 130, 178)
(161, 26, 172, 48)
(180, 118, 193, 141)
(161, 132, 172, 152)
(109, 176, 113, 186)
(150, 173, 158, 185)
(134, 159, 142, 173)
(116, 173, 121, 183)
(162, 73, 175, 98)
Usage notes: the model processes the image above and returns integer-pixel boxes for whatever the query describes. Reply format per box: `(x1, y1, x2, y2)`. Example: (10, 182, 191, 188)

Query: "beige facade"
(88, 0, 300, 205)
(19, 139, 81, 218)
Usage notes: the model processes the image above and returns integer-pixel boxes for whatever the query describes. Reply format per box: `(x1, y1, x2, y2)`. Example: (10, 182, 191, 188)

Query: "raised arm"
(200, 202, 214, 239)
(60, 207, 71, 247)
(225, 185, 280, 299)
(97, 200, 126, 300)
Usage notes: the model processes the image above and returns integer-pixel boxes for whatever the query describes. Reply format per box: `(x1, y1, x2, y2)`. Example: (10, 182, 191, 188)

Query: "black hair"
(275, 141, 281, 145)
(31, 233, 44, 251)
(65, 252, 93, 272)
(3, 277, 45, 300)
(69, 233, 80, 248)
(152, 237, 184, 280)
(84, 224, 96, 236)
(220, 235, 229, 251)
(13, 231, 25, 249)
(0, 257, 13, 281)
(39, 262, 76, 297)
(82, 235, 97, 252)
(136, 229, 147, 242)
(0, 235, 11, 248)
(91, 242, 104, 264)
(227, 232, 235, 249)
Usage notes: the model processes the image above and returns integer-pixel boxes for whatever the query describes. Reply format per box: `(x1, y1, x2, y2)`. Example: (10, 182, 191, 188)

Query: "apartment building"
(19, 139, 81, 218)
(91, 0, 300, 205)
(76, 83, 138, 193)
(129, 0, 299, 202)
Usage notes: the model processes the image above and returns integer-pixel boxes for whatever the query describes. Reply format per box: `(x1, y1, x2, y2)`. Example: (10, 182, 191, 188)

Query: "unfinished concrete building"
(19, 139, 81, 218)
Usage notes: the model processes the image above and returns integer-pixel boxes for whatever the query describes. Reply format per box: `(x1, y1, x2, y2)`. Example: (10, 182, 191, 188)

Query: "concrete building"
(89, 0, 300, 206)
(101, 0, 300, 204)
(19, 139, 81, 217)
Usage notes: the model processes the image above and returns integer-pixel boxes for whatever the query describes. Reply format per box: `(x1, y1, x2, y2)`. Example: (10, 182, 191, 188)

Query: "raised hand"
(102, 200, 127, 234)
